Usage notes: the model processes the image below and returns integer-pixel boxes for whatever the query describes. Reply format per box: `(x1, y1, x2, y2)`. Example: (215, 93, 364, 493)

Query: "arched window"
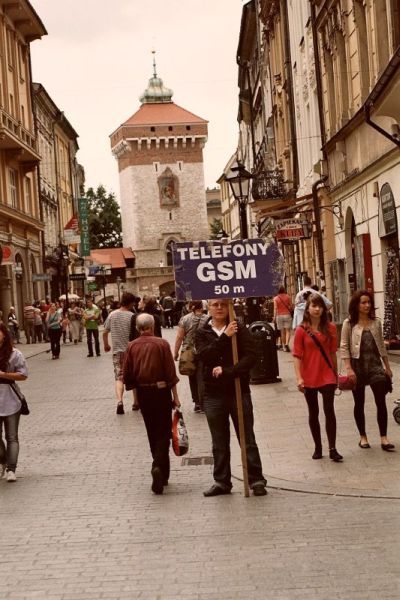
(165, 240, 175, 267)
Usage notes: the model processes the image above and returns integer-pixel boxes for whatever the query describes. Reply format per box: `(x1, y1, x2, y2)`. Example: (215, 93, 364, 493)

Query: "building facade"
(33, 83, 84, 301)
(313, 0, 400, 339)
(110, 59, 209, 297)
(205, 187, 222, 237)
(0, 1, 46, 319)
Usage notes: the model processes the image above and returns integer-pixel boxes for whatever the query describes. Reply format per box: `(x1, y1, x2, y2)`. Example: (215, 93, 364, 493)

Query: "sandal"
(116, 402, 125, 415)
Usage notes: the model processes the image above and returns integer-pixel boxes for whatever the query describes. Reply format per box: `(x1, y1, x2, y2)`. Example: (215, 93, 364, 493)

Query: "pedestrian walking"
(161, 294, 174, 328)
(102, 292, 138, 415)
(123, 313, 181, 495)
(130, 296, 162, 340)
(68, 302, 83, 344)
(61, 310, 71, 344)
(23, 301, 35, 344)
(83, 299, 101, 357)
(293, 276, 332, 329)
(7, 307, 20, 344)
(273, 286, 293, 351)
(195, 299, 267, 497)
(174, 301, 206, 412)
(0, 322, 28, 482)
(340, 290, 395, 451)
(293, 293, 343, 462)
(40, 300, 50, 341)
(46, 304, 62, 359)
(34, 307, 43, 343)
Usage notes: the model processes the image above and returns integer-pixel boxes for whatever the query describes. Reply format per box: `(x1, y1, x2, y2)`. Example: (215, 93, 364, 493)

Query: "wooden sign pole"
(228, 300, 250, 497)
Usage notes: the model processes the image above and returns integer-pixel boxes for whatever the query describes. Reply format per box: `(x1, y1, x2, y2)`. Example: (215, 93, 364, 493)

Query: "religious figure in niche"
(158, 167, 179, 207)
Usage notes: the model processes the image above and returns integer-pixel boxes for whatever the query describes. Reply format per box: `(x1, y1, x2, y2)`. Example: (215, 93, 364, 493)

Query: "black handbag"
(9, 381, 30, 415)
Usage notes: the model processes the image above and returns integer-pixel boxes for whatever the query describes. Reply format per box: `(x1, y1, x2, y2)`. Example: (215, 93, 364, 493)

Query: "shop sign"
(0, 245, 13, 265)
(87, 282, 98, 291)
(78, 198, 90, 257)
(379, 183, 398, 238)
(275, 219, 312, 241)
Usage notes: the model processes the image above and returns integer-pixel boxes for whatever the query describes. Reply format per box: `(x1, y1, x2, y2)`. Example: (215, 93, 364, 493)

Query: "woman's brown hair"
(302, 293, 330, 337)
(348, 290, 375, 326)
(0, 322, 14, 371)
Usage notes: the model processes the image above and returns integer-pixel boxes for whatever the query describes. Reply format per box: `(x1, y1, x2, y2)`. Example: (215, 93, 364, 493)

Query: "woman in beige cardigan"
(341, 290, 394, 451)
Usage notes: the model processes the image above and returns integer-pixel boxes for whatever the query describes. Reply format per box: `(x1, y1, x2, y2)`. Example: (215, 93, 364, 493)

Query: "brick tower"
(110, 54, 209, 297)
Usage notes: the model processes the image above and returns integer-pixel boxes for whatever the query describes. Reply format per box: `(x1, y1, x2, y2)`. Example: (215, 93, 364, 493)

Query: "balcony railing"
(252, 169, 286, 200)
(0, 108, 38, 156)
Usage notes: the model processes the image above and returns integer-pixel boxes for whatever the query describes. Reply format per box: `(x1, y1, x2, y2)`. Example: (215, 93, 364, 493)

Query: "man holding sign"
(195, 299, 267, 497)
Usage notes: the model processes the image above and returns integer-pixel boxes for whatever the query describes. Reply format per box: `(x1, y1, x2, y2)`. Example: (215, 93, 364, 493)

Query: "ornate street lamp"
(225, 162, 253, 239)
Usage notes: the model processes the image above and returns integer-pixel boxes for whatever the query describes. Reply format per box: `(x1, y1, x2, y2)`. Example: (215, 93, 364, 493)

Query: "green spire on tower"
(140, 51, 173, 104)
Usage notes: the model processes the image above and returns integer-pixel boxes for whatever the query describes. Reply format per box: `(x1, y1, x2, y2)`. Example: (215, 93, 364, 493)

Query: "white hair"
(136, 312, 155, 332)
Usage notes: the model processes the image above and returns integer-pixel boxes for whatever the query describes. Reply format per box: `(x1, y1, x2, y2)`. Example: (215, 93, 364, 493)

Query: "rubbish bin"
(248, 321, 281, 384)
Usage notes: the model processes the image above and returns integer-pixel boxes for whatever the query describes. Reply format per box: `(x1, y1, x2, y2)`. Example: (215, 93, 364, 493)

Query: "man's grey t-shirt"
(104, 310, 134, 354)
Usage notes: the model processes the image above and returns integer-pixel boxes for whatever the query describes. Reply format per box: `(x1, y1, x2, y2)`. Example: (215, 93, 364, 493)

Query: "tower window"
(150, 126, 155, 132)
(168, 126, 173, 131)
(186, 125, 191, 131)
(178, 161, 183, 171)
(169, 212, 172, 220)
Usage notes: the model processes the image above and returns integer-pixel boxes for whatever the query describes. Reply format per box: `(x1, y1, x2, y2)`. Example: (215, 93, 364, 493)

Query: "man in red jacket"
(123, 313, 181, 495)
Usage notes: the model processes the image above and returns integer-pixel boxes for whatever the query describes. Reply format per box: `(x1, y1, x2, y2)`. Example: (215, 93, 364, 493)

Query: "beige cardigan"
(340, 318, 387, 360)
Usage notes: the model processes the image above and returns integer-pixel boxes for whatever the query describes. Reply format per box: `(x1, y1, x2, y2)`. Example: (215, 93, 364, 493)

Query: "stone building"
(0, 1, 46, 319)
(110, 58, 209, 297)
(33, 83, 84, 300)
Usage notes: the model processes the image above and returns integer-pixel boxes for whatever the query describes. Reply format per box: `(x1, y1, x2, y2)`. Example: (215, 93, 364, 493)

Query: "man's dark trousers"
(86, 329, 100, 356)
(203, 391, 265, 490)
(137, 388, 173, 483)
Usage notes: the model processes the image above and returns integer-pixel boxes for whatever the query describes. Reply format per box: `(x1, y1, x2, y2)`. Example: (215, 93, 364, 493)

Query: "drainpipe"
(312, 176, 328, 282)
(244, 62, 257, 167)
(281, 0, 299, 189)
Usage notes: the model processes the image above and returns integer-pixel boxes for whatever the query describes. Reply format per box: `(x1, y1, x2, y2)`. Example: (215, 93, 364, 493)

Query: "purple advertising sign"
(173, 239, 284, 301)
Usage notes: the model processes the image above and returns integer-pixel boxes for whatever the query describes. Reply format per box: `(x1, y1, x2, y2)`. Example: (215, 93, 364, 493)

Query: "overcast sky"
(30, 0, 245, 199)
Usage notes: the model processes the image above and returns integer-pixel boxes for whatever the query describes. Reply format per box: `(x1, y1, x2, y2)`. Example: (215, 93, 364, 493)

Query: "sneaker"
(7, 470, 16, 482)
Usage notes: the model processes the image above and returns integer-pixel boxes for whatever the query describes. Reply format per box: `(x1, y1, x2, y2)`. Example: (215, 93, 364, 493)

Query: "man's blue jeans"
(203, 391, 266, 490)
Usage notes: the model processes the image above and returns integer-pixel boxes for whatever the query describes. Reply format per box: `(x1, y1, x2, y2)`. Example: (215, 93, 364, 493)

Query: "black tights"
(304, 385, 337, 450)
(352, 381, 387, 437)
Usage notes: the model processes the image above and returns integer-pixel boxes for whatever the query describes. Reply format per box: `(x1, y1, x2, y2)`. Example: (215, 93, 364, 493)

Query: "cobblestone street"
(2, 330, 400, 599)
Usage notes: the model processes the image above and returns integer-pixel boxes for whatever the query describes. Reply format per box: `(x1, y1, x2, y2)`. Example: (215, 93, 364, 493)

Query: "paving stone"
(1, 329, 400, 598)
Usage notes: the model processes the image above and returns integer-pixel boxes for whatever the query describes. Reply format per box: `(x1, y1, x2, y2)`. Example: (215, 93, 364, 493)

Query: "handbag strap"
(277, 295, 292, 313)
(302, 326, 336, 375)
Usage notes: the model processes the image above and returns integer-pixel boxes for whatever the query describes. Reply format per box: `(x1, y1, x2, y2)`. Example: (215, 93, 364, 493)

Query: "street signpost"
(32, 274, 52, 282)
(173, 239, 284, 496)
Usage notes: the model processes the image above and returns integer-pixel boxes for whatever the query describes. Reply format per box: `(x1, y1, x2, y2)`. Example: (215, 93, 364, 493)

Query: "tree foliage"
(209, 217, 223, 240)
(84, 185, 123, 249)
